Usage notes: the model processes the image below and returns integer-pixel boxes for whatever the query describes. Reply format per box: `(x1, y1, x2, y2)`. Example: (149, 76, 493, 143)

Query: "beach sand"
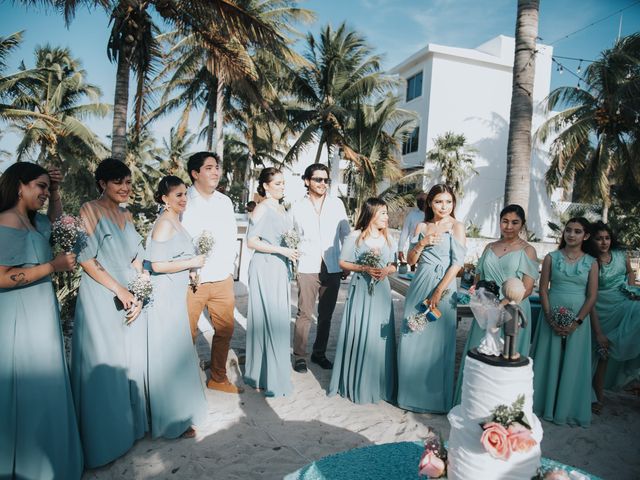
(82, 280, 640, 479)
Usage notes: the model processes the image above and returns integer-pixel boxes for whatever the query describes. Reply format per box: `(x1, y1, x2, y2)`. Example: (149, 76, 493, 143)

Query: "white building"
(390, 35, 560, 239)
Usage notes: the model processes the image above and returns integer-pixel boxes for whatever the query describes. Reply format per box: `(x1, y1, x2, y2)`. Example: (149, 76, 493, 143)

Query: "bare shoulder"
(452, 221, 466, 237)
(523, 243, 538, 260)
(0, 211, 22, 228)
(152, 217, 177, 241)
(414, 222, 427, 236)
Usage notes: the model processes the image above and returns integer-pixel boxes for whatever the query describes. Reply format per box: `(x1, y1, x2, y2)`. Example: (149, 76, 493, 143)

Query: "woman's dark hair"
(500, 204, 526, 224)
(95, 158, 131, 193)
(589, 221, 621, 255)
(558, 217, 592, 252)
(187, 151, 219, 183)
(0, 162, 49, 223)
(424, 184, 456, 222)
(154, 176, 185, 205)
(355, 197, 390, 245)
(416, 192, 427, 211)
(257, 167, 281, 197)
(302, 163, 330, 191)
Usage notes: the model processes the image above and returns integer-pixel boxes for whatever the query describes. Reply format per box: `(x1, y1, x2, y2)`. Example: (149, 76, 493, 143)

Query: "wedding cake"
(447, 354, 543, 480)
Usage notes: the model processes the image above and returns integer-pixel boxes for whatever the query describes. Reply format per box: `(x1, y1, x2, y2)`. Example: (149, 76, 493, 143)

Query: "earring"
(18, 191, 23, 199)
(265, 190, 272, 199)
(164, 203, 171, 212)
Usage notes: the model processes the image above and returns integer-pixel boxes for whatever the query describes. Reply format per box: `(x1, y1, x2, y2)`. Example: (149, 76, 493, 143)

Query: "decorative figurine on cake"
(469, 280, 503, 357)
(499, 278, 528, 361)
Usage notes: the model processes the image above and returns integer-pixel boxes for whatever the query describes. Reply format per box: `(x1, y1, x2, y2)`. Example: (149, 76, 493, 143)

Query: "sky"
(1, 0, 639, 164)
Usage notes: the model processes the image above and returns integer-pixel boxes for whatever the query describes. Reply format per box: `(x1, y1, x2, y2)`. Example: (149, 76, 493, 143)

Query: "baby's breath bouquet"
(407, 312, 427, 332)
(51, 214, 87, 253)
(357, 249, 383, 294)
(191, 230, 215, 288)
(128, 274, 153, 305)
(551, 306, 576, 339)
(281, 228, 301, 279)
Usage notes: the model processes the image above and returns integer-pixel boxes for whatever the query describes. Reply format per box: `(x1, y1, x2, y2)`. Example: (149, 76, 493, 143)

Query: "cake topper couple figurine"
(470, 278, 527, 361)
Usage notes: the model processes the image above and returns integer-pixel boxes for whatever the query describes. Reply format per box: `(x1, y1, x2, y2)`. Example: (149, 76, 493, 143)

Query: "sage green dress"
(592, 249, 640, 390)
(71, 208, 147, 467)
(531, 251, 596, 427)
(396, 231, 466, 413)
(328, 232, 398, 404)
(244, 207, 294, 397)
(453, 247, 539, 405)
(0, 214, 83, 480)
(146, 222, 208, 438)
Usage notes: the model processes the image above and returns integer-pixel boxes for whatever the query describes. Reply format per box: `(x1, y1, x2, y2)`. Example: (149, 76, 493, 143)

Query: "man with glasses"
(291, 164, 351, 373)
(182, 152, 243, 394)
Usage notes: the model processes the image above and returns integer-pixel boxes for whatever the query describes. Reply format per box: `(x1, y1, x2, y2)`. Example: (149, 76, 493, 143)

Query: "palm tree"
(159, 126, 196, 179)
(426, 131, 477, 197)
(285, 23, 397, 169)
(504, 0, 540, 211)
(537, 33, 640, 222)
(11, 45, 109, 167)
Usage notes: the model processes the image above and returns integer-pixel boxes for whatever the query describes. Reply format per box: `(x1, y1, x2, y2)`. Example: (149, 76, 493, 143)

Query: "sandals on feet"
(591, 402, 603, 415)
(181, 427, 196, 438)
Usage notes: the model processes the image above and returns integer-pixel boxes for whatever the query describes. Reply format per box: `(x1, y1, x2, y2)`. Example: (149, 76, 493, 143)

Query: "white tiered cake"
(447, 355, 543, 480)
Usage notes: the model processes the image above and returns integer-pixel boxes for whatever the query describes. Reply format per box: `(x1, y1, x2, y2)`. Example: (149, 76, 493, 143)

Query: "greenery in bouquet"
(418, 428, 447, 478)
(281, 228, 301, 278)
(357, 249, 383, 294)
(479, 394, 536, 460)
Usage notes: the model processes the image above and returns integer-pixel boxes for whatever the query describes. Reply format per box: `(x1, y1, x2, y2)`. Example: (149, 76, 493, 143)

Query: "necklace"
(500, 238, 521, 252)
(564, 251, 582, 261)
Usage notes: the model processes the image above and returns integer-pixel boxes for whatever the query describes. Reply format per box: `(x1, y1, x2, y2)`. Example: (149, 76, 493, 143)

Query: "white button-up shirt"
(292, 195, 351, 274)
(181, 186, 237, 282)
(398, 207, 425, 254)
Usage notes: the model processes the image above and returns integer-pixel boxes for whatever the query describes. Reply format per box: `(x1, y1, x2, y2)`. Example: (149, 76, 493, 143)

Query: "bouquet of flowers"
(191, 230, 215, 288)
(128, 273, 153, 304)
(551, 306, 576, 339)
(358, 249, 383, 294)
(407, 312, 427, 332)
(418, 428, 447, 478)
(51, 214, 87, 253)
(479, 394, 536, 461)
(281, 228, 301, 279)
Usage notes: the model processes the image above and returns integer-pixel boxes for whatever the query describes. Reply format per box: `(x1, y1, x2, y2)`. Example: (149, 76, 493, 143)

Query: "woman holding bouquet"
(531, 217, 599, 426)
(453, 204, 538, 405)
(145, 176, 209, 437)
(71, 158, 147, 467)
(245, 167, 298, 396)
(0, 162, 83, 479)
(589, 222, 640, 412)
(328, 197, 398, 404)
(396, 184, 466, 413)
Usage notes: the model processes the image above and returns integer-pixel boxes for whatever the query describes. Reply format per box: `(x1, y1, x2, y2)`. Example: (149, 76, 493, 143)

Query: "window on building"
(402, 127, 419, 155)
(406, 72, 423, 102)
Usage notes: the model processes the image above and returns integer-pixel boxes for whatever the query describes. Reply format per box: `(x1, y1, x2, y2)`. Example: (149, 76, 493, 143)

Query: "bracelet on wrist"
(575, 317, 583, 325)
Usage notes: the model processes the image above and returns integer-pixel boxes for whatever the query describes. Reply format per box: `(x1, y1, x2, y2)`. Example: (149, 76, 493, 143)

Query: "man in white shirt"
(291, 164, 351, 373)
(182, 152, 243, 394)
(398, 192, 427, 264)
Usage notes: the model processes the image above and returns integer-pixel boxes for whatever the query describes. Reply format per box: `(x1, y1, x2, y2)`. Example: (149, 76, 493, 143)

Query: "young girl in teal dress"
(589, 222, 640, 413)
(245, 168, 299, 397)
(0, 162, 83, 479)
(531, 217, 600, 427)
(72, 159, 147, 467)
(454, 204, 538, 405)
(329, 197, 397, 404)
(145, 176, 208, 437)
(396, 184, 466, 413)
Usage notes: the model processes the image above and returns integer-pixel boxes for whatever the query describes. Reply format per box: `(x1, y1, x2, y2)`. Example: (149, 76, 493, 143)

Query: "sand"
(82, 281, 640, 480)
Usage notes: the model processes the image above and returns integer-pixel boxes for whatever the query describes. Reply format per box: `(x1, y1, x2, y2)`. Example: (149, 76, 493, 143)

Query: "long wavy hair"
(0, 162, 49, 225)
(354, 197, 390, 245)
(558, 217, 594, 254)
(589, 221, 621, 262)
(424, 184, 456, 222)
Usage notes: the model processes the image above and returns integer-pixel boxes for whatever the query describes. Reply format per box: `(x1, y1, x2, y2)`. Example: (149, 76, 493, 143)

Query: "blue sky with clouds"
(1, 0, 639, 161)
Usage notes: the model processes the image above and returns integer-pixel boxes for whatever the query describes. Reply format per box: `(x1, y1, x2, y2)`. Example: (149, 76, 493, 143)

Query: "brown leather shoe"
(207, 379, 245, 394)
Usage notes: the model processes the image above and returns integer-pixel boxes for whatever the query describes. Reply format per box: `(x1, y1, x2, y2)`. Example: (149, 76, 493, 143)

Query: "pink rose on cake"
(507, 423, 536, 453)
(480, 422, 511, 460)
(418, 451, 446, 478)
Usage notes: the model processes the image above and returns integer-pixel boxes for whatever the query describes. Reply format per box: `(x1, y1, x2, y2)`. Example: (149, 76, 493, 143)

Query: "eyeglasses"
(310, 177, 331, 184)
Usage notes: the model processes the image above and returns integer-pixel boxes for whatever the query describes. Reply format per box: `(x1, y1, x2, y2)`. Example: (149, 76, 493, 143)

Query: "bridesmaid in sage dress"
(531, 217, 599, 427)
(71, 159, 147, 467)
(453, 204, 538, 405)
(396, 184, 466, 413)
(329, 197, 398, 404)
(0, 163, 83, 479)
(589, 222, 640, 412)
(146, 176, 208, 438)
(245, 168, 298, 397)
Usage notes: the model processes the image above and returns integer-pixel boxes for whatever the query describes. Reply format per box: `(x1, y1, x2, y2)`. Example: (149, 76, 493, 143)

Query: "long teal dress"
(531, 251, 596, 427)
(71, 206, 147, 468)
(146, 222, 208, 438)
(396, 231, 466, 413)
(244, 206, 294, 397)
(0, 214, 83, 480)
(328, 232, 397, 404)
(593, 249, 640, 390)
(453, 247, 539, 404)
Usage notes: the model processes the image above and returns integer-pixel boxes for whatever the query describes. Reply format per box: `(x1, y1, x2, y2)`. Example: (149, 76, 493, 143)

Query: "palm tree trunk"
(244, 153, 253, 204)
(504, 0, 539, 212)
(215, 79, 225, 170)
(314, 133, 325, 164)
(206, 86, 215, 151)
(111, 47, 130, 160)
